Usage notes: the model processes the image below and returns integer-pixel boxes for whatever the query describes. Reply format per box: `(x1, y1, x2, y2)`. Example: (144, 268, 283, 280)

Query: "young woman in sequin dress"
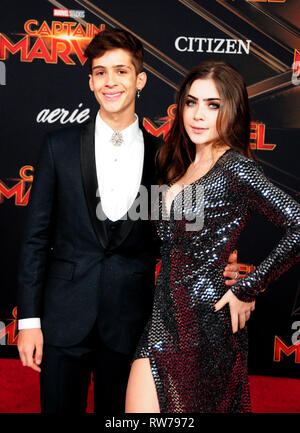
(125, 60, 300, 413)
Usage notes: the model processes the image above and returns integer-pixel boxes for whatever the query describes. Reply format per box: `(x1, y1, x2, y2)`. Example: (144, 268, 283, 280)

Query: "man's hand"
(17, 329, 44, 373)
(214, 289, 255, 333)
(224, 250, 240, 286)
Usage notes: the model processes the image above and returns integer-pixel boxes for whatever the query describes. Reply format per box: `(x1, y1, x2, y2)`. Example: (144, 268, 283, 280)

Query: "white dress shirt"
(95, 112, 144, 221)
(18, 112, 145, 330)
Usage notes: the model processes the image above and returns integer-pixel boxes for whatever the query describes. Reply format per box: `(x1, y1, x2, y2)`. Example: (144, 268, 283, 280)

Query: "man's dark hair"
(84, 28, 144, 74)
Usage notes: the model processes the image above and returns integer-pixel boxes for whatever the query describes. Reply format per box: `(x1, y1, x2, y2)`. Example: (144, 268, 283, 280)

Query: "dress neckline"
(167, 148, 233, 214)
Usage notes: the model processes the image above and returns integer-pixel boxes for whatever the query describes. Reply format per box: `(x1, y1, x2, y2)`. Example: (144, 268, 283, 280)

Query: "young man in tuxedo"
(17, 28, 240, 413)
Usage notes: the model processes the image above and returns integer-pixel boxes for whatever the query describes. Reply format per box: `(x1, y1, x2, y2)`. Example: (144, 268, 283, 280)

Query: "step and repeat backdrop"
(0, 0, 299, 378)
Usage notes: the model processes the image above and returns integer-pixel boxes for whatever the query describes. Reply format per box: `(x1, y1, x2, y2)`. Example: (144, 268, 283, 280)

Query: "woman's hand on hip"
(214, 289, 255, 333)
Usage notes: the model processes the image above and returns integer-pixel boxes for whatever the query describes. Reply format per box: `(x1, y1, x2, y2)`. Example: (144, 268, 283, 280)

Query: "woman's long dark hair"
(157, 60, 253, 185)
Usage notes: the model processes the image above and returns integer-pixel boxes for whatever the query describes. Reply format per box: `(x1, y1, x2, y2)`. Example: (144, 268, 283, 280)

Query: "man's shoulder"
(141, 124, 162, 153)
(47, 120, 93, 144)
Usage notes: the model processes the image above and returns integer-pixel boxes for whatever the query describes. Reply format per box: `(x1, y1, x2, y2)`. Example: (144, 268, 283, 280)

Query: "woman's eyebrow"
(186, 94, 221, 101)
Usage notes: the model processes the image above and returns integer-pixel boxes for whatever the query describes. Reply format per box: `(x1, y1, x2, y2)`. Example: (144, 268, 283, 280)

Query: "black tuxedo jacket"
(17, 119, 160, 355)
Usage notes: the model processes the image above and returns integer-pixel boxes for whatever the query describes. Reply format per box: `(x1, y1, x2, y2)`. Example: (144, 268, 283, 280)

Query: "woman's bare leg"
(125, 358, 160, 413)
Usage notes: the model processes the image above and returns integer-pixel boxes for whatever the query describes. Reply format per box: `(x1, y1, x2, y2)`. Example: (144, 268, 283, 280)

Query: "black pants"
(40, 325, 131, 414)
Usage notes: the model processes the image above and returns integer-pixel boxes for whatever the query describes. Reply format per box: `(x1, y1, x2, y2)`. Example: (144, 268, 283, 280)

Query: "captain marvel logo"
(292, 49, 300, 86)
(0, 166, 33, 206)
(0, 20, 105, 65)
(274, 335, 300, 363)
(143, 105, 277, 150)
(0, 308, 18, 345)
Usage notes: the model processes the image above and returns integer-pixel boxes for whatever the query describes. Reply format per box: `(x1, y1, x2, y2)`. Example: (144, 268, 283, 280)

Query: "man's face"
(89, 48, 146, 123)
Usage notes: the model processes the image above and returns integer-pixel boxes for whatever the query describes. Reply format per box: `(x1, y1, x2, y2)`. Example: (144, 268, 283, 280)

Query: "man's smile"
(102, 91, 124, 101)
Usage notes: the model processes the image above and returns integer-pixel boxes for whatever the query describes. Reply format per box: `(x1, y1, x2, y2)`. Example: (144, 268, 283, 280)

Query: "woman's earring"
(137, 89, 141, 98)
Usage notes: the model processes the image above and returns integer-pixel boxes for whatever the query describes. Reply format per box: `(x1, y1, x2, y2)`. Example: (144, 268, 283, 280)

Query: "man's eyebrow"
(92, 64, 132, 70)
(113, 64, 132, 69)
(186, 94, 221, 101)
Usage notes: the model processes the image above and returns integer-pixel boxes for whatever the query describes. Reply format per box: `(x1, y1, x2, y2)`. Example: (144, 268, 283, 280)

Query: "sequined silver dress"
(134, 149, 300, 413)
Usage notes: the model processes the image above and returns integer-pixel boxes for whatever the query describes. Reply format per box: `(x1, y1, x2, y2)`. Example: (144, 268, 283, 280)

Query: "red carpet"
(0, 359, 299, 413)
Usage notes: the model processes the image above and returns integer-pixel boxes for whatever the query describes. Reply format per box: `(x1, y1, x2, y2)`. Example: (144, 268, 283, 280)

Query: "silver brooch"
(111, 131, 124, 146)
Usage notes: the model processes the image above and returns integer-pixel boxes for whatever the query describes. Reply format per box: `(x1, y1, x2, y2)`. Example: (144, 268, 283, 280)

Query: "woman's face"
(183, 78, 221, 147)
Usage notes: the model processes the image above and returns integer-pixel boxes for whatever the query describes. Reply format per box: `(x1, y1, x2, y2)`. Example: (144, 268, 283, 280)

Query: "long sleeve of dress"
(228, 157, 300, 303)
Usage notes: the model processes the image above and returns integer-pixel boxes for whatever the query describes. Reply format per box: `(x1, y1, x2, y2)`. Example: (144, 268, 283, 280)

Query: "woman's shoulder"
(222, 148, 260, 169)
(221, 148, 264, 181)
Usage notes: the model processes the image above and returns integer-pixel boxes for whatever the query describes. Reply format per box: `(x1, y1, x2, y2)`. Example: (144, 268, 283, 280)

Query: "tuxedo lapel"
(81, 120, 159, 252)
(80, 120, 109, 249)
(108, 125, 159, 251)
(140, 125, 159, 189)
